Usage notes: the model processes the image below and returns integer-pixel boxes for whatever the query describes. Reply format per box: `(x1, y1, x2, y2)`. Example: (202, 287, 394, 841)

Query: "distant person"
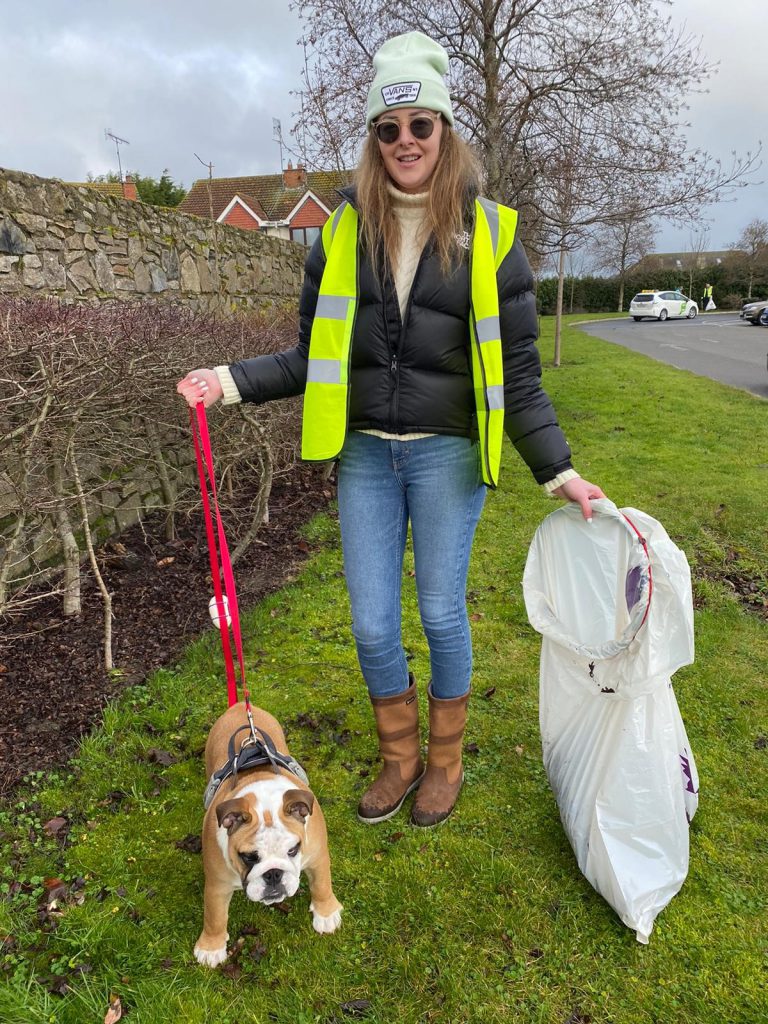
(702, 283, 714, 311)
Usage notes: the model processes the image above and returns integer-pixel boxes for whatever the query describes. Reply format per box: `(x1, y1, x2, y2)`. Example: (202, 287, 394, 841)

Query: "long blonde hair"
(355, 121, 482, 276)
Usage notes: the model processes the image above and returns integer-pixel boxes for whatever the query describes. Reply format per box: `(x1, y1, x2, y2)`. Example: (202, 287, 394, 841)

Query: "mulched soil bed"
(0, 468, 334, 798)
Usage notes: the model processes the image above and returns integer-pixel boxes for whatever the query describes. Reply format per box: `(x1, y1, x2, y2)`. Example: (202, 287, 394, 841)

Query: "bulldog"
(194, 701, 343, 967)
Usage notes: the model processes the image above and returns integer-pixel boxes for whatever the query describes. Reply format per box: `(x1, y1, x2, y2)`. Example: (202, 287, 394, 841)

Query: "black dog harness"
(203, 724, 309, 809)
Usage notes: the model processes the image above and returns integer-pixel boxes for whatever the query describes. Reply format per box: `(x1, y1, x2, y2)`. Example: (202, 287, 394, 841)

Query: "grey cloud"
(2, 0, 305, 186)
(1, 0, 765, 249)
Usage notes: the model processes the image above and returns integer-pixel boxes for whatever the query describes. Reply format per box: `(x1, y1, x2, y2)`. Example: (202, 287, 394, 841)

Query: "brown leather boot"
(411, 686, 469, 828)
(357, 677, 425, 824)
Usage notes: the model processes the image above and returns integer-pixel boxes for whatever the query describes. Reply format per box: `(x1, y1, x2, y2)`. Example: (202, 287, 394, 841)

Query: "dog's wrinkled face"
(216, 778, 314, 905)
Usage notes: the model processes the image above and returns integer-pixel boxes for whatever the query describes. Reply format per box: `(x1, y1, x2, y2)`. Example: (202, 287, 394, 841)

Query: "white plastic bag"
(523, 499, 698, 943)
(705, 298, 716, 311)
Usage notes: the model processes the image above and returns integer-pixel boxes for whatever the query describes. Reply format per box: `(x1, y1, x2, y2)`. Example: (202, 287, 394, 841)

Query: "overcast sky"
(1, 0, 765, 255)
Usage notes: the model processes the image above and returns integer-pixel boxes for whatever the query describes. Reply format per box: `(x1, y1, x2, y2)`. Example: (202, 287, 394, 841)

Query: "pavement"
(576, 312, 768, 399)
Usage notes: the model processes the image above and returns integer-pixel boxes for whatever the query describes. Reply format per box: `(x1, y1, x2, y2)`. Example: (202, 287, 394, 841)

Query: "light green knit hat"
(366, 31, 454, 128)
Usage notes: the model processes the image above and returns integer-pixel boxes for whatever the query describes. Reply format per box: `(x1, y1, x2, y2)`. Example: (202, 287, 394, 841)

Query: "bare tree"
(291, 0, 760, 361)
(565, 248, 589, 314)
(293, 2, 717, 191)
(0, 299, 305, 669)
(591, 212, 657, 312)
(729, 218, 768, 299)
(680, 225, 710, 301)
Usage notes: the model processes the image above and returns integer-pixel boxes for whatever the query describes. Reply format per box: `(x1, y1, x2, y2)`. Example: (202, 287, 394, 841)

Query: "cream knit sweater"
(358, 185, 433, 441)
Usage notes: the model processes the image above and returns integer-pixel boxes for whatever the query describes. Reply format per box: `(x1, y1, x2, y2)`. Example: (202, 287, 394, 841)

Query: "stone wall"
(0, 167, 307, 600)
(0, 167, 305, 311)
(0, 447, 196, 587)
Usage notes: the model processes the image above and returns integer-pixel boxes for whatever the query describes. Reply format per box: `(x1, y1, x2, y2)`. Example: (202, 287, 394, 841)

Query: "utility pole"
(194, 152, 222, 301)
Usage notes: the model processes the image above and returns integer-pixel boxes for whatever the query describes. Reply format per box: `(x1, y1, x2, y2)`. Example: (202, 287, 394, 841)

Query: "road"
(577, 313, 768, 399)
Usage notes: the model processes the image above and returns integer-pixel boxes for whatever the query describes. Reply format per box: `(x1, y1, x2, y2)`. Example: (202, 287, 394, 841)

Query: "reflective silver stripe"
(486, 385, 505, 410)
(307, 358, 342, 384)
(478, 197, 499, 256)
(476, 315, 501, 343)
(315, 295, 352, 320)
(331, 202, 347, 238)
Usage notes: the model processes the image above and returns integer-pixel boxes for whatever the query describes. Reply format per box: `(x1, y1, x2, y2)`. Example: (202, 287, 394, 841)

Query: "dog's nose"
(262, 868, 283, 886)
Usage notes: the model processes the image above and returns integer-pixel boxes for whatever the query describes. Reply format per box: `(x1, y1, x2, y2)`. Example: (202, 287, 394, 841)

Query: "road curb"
(573, 312, 742, 328)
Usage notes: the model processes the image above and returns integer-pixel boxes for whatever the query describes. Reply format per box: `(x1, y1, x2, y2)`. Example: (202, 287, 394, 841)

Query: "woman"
(178, 31, 605, 829)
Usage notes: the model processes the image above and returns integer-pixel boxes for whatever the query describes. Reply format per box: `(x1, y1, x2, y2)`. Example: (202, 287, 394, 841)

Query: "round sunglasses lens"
(376, 122, 400, 144)
(410, 118, 435, 140)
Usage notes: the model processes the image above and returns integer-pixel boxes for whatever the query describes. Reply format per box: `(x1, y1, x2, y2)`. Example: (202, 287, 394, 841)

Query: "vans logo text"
(381, 82, 421, 106)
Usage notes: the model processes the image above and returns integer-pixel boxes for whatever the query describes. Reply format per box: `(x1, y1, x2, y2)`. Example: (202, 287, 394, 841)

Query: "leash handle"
(190, 404, 248, 706)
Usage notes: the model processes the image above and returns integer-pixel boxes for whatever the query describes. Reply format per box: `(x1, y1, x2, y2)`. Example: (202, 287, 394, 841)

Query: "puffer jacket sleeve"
(227, 234, 326, 404)
(497, 237, 574, 484)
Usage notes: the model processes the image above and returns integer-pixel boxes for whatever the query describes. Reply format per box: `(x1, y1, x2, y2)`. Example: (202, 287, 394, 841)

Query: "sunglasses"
(372, 112, 441, 145)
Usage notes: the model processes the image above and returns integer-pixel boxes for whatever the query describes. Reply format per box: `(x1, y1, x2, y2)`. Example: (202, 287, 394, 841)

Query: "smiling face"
(374, 107, 443, 194)
(215, 781, 314, 905)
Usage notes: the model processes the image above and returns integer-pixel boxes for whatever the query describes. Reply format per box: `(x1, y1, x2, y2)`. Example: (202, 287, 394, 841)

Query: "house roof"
(221, 193, 269, 222)
(178, 169, 352, 223)
(65, 181, 126, 198)
(637, 250, 734, 269)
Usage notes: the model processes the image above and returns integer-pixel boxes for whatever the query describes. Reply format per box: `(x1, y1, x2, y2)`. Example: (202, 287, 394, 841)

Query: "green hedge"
(536, 265, 768, 314)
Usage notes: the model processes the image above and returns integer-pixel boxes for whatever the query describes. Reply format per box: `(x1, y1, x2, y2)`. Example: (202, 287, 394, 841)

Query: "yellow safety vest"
(301, 196, 518, 487)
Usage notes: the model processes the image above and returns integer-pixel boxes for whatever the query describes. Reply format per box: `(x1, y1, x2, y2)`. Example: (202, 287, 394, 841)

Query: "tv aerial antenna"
(105, 129, 130, 182)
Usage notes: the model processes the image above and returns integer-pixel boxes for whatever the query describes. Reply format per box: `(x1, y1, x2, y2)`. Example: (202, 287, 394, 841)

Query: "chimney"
(122, 174, 138, 201)
(283, 161, 307, 189)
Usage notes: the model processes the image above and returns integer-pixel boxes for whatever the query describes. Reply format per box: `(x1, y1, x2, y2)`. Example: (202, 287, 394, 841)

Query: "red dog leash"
(189, 403, 249, 709)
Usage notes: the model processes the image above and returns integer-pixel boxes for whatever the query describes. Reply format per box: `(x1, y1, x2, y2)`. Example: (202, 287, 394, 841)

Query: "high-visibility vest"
(301, 196, 519, 487)
(704, 284, 713, 299)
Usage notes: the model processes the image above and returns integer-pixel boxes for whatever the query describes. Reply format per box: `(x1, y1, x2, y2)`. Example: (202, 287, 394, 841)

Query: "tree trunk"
(70, 448, 114, 671)
(617, 276, 625, 313)
(554, 245, 566, 367)
(0, 388, 53, 614)
(143, 417, 176, 541)
(0, 513, 26, 615)
(480, 11, 503, 201)
(748, 269, 753, 300)
(51, 460, 81, 616)
(229, 408, 274, 566)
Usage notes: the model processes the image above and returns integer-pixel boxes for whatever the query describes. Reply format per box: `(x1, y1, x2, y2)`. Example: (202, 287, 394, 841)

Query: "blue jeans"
(337, 432, 486, 700)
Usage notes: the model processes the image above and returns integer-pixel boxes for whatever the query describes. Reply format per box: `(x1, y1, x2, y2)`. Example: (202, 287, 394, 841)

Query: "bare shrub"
(0, 297, 303, 665)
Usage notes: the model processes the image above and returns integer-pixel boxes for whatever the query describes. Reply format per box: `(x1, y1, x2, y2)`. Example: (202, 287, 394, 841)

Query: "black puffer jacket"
(228, 187, 572, 485)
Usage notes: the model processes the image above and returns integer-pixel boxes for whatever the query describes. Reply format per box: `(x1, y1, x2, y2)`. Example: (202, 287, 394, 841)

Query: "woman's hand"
(176, 369, 224, 409)
(551, 477, 606, 521)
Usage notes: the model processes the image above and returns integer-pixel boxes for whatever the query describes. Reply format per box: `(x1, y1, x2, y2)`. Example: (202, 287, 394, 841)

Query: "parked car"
(629, 290, 698, 322)
(740, 299, 768, 324)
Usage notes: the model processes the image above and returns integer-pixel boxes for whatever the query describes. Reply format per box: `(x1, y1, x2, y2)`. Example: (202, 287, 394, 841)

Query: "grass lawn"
(1, 314, 766, 1024)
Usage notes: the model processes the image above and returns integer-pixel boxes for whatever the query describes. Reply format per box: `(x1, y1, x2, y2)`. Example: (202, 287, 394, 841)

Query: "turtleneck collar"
(387, 182, 429, 209)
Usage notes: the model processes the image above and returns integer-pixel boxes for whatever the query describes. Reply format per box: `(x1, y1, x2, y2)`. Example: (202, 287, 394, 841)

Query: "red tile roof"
(227, 193, 268, 220)
(178, 169, 352, 223)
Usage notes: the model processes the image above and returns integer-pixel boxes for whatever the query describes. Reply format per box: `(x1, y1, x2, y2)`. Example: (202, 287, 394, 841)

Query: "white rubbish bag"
(523, 499, 698, 943)
(705, 298, 716, 311)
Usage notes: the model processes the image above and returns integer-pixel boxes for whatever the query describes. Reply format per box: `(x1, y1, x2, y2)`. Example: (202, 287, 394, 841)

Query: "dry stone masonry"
(0, 166, 307, 599)
(0, 167, 305, 311)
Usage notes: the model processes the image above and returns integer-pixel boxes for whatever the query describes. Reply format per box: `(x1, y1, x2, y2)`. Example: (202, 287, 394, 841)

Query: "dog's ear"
(283, 789, 315, 823)
(216, 797, 253, 834)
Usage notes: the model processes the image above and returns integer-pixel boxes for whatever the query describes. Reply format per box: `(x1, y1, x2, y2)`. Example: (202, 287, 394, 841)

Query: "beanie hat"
(366, 31, 454, 128)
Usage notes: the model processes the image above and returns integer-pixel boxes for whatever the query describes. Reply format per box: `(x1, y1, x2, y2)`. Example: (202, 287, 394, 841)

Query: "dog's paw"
(310, 902, 343, 934)
(194, 943, 229, 968)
